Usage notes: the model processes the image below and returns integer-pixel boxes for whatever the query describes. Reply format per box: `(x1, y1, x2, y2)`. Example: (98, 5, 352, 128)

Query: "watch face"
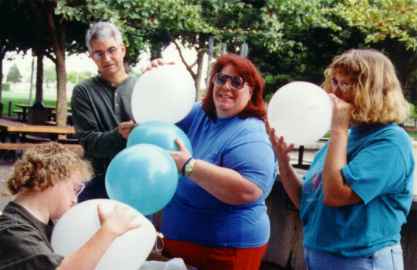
(185, 159, 195, 176)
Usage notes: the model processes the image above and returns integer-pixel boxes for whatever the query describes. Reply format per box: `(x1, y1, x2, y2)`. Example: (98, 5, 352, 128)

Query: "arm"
(171, 139, 267, 205)
(322, 94, 361, 207)
(71, 85, 135, 159)
(57, 204, 140, 270)
(267, 124, 303, 208)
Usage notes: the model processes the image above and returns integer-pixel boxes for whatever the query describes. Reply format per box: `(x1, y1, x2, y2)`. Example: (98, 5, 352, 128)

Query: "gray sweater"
(71, 75, 136, 176)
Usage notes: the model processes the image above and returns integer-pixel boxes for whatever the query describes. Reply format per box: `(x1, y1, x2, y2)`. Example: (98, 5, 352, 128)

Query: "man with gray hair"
(71, 21, 136, 201)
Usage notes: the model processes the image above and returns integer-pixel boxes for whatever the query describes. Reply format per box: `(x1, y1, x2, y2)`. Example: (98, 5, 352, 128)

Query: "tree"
(0, 0, 91, 126)
(6, 64, 23, 83)
(334, 0, 417, 102)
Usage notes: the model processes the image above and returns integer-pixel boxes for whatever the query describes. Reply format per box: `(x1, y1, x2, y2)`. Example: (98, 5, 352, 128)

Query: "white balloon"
(51, 199, 156, 270)
(267, 81, 332, 146)
(131, 65, 196, 123)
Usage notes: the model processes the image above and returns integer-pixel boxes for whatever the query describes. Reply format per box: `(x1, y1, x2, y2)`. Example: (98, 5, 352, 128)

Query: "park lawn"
(1, 96, 58, 117)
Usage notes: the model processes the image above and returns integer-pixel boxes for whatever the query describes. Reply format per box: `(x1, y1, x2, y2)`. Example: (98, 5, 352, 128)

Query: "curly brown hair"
(7, 142, 92, 195)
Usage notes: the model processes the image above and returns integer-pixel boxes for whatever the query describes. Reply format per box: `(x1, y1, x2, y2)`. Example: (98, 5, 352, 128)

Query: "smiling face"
(89, 37, 126, 81)
(213, 64, 253, 118)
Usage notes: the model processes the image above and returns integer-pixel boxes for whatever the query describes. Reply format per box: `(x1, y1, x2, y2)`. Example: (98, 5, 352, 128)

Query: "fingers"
(128, 217, 142, 230)
(174, 138, 187, 152)
(97, 204, 105, 225)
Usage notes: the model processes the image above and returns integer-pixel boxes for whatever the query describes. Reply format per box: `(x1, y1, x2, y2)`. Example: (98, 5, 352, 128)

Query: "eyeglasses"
(74, 183, 86, 197)
(331, 77, 353, 92)
(214, 73, 245, 90)
(91, 46, 119, 61)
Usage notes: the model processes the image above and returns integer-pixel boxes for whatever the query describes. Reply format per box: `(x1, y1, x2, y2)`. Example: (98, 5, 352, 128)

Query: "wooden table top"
(0, 119, 75, 134)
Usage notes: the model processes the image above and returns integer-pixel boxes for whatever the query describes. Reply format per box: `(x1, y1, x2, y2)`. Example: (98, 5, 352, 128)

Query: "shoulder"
(374, 124, 413, 150)
(0, 216, 52, 265)
(72, 76, 101, 94)
(234, 117, 267, 137)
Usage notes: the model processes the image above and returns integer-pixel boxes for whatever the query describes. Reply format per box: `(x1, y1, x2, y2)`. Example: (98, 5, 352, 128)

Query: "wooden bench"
(0, 142, 84, 157)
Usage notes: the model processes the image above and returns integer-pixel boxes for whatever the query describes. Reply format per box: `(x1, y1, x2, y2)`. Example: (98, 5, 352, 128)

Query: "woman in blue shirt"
(269, 49, 414, 270)
(162, 54, 276, 270)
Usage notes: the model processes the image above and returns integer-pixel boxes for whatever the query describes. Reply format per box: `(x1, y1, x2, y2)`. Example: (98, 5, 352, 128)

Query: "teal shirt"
(300, 123, 414, 257)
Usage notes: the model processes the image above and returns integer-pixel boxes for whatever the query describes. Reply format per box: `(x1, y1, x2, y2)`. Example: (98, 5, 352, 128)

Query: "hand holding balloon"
(52, 199, 157, 270)
(267, 81, 332, 145)
(329, 94, 352, 133)
(266, 121, 294, 167)
(170, 139, 192, 172)
(131, 65, 196, 123)
(97, 204, 141, 238)
(118, 120, 136, 139)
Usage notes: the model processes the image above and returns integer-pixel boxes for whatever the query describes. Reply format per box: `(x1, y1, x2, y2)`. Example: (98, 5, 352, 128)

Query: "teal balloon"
(105, 144, 178, 215)
(127, 121, 192, 154)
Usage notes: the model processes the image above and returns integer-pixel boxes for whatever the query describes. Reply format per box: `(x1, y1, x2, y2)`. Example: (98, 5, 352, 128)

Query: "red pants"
(163, 239, 268, 270)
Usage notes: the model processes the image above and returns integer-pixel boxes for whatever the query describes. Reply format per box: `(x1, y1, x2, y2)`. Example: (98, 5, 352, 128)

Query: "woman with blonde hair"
(0, 142, 140, 270)
(270, 49, 414, 269)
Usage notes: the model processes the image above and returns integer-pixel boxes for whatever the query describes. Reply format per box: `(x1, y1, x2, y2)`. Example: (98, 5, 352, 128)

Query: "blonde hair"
(322, 49, 409, 124)
(7, 142, 92, 195)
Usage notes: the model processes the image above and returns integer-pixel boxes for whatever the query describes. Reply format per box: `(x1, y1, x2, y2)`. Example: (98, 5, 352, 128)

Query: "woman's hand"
(97, 204, 141, 238)
(170, 139, 192, 173)
(266, 121, 294, 166)
(329, 93, 352, 133)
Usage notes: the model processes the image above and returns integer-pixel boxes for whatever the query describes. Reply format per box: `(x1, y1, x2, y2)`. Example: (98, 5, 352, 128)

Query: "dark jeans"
(78, 174, 109, 202)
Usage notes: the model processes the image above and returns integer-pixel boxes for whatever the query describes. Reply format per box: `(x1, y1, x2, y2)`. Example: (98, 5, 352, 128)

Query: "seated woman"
(0, 142, 140, 270)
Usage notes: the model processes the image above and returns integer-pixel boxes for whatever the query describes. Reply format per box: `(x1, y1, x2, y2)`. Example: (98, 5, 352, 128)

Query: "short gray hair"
(85, 21, 123, 52)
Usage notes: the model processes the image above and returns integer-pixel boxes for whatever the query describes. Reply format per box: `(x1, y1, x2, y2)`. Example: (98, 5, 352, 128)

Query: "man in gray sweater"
(71, 21, 136, 201)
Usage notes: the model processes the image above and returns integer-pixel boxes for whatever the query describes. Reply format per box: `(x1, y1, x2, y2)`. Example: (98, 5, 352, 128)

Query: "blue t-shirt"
(300, 123, 414, 257)
(161, 103, 276, 248)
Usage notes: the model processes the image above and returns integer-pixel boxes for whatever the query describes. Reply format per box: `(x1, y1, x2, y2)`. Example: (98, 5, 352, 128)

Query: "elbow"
(229, 188, 262, 205)
(323, 194, 343, 207)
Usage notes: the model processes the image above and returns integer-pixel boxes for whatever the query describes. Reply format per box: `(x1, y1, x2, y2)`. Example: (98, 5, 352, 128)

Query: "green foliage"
(335, 0, 417, 50)
(6, 64, 22, 83)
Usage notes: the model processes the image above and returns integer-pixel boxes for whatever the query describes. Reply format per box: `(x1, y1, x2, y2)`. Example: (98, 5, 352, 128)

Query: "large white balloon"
(131, 65, 196, 123)
(51, 199, 156, 270)
(268, 81, 332, 146)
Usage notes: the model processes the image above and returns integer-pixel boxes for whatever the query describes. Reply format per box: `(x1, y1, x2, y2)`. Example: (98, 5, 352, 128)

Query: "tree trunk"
(0, 50, 4, 102)
(195, 50, 205, 100)
(35, 53, 44, 105)
(47, 5, 67, 127)
(28, 56, 35, 104)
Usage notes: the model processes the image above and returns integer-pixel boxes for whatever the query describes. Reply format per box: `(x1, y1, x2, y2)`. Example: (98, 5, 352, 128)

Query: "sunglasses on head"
(214, 73, 245, 90)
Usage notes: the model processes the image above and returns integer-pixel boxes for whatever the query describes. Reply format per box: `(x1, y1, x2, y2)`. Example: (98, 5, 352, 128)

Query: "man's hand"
(118, 120, 136, 139)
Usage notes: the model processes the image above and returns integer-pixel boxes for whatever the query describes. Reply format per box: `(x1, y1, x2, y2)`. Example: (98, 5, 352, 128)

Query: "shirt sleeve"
(71, 84, 126, 159)
(341, 140, 408, 204)
(221, 128, 276, 195)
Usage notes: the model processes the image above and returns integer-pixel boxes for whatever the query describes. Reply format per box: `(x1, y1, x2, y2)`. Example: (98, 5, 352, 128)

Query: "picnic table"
(0, 118, 81, 157)
(0, 118, 74, 136)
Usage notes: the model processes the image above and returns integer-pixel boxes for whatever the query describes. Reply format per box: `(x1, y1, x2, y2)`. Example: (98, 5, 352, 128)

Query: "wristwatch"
(184, 158, 196, 176)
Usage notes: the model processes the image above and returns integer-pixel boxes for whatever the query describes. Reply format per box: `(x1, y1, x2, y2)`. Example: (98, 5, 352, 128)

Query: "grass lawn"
(1, 82, 72, 117)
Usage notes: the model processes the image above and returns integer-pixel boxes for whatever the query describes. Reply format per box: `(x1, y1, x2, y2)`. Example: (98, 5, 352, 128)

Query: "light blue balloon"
(105, 144, 178, 215)
(127, 121, 193, 154)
